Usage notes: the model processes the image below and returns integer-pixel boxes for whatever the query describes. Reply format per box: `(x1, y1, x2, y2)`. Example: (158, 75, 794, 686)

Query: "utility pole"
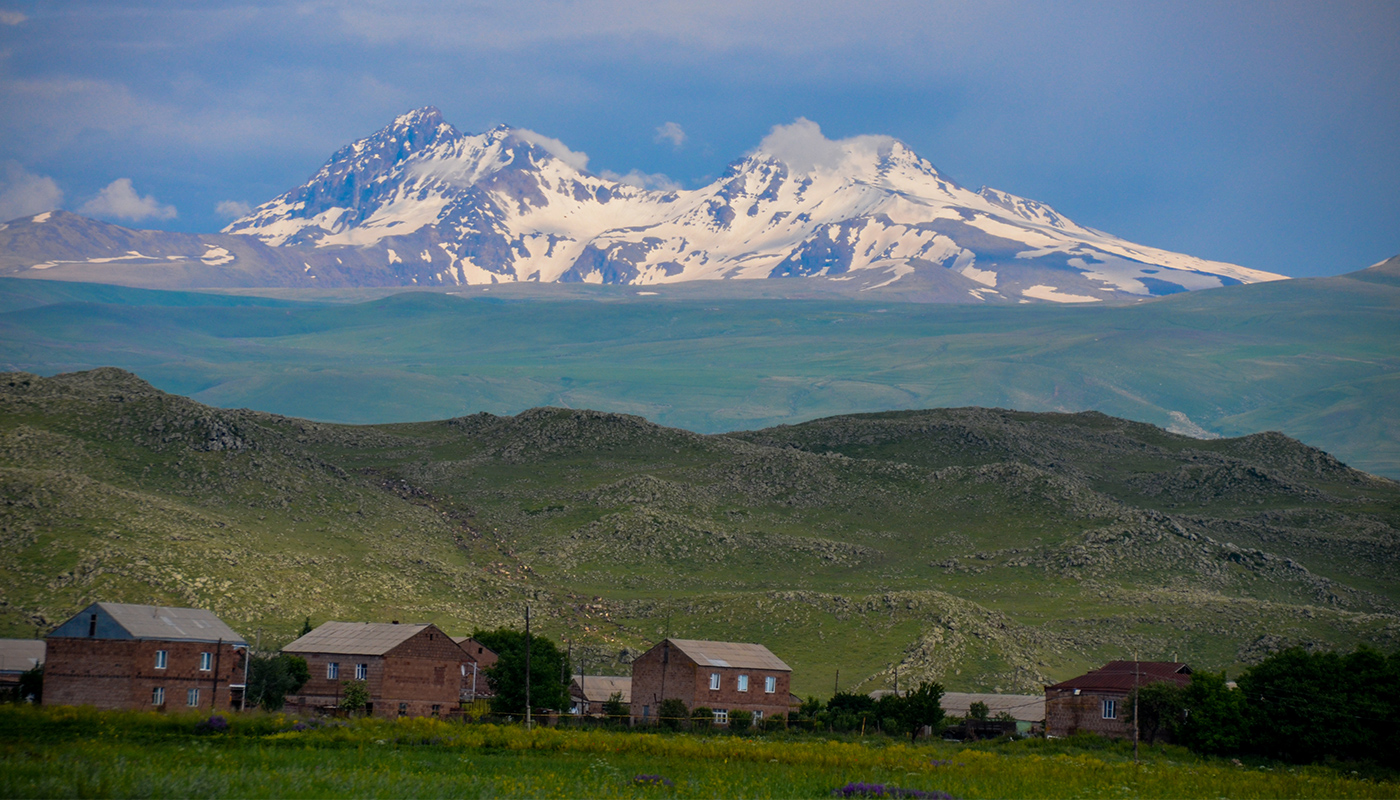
(1133, 653, 1140, 764)
(525, 605, 532, 730)
(834, 669, 839, 696)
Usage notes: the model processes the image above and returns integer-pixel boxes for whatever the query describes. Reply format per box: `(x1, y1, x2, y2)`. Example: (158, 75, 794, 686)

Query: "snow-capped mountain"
(221, 107, 1284, 301)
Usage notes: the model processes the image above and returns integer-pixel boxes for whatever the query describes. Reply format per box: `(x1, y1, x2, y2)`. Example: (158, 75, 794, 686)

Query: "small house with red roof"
(1045, 660, 1192, 738)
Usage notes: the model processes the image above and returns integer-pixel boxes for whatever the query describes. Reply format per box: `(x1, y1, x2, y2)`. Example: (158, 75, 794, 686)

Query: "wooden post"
(525, 605, 532, 730)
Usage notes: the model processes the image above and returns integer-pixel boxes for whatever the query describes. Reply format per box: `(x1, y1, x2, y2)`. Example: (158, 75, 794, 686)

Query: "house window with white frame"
(154, 650, 167, 669)
(199, 652, 213, 671)
(152, 687, 165, 705)
(709, 672, 720, 690)
(712, 709, 728, 725)
(355, 663, 368, 680)
(187, 688, 200, 707)
(764, 675, 776, 693)
(753, 710, 764, 722)
(1101, 699, 1117, 719)
(737, 674, 749, 692)
(327, 662, 339, 680)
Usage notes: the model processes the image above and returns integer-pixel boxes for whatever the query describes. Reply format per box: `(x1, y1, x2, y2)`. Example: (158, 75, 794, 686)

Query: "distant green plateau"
(1, 259, 1397, 479)
(1, 368, 1397, 698)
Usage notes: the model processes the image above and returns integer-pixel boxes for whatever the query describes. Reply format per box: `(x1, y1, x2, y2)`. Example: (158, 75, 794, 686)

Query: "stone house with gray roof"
(283, 621, 467, 718)
(630, 638, 792, 727)
(43, 602, 247, 711)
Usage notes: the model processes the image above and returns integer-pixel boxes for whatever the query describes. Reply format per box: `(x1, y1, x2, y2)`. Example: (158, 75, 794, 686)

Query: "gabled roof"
(283, 622, 440, 656)
(48, 603, 246, 644)
(664, 639, 790, 671)
(0, 639, 45, 673)
(571, 675, 631, 703)
(452, 636, 498, 659)
(1048, 661, 1192, 693)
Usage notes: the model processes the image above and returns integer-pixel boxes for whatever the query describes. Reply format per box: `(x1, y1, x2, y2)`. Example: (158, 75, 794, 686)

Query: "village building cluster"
(9, 600, 1192, 739)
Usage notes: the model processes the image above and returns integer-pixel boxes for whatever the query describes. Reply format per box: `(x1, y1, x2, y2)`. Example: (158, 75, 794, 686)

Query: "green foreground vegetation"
(1, 706, 1394, 800)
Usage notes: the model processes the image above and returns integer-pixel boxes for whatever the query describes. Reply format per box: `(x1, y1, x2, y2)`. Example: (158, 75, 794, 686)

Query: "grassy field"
(0, 706, 1393, 799)
(0, 262, 1396, 477)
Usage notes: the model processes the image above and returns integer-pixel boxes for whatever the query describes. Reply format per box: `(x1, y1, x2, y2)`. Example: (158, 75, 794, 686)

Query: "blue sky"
(0, 0, 1396, 277)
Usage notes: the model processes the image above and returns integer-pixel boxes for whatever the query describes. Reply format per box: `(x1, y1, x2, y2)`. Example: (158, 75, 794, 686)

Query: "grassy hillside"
(2, 370, 1396, 697)
(0, 260, 1396, 478)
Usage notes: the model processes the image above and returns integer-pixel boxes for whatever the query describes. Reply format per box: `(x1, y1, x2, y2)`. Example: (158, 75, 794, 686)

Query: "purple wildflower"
(633, 774, 675, 788)
(833, 782, 958, 800)
(194, 715, 229, 734)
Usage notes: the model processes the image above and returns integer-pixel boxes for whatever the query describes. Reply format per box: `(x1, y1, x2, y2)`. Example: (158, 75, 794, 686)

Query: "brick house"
(1045, 661, 1192, 738)
(283, 622, 467, 718)
(569, 675, 630, 716)
(43, 602, 247, 712)
(452, 636, 499, 702)
(630, 638, 791, 727)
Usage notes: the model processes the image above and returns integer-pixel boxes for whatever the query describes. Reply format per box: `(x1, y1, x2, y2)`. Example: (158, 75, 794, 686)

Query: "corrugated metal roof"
(283, 622, 435, 656)
(572, 675, 632, 703)
(61, 603, 247, 644)
(0, 639, 45, 673)
(940, 692, 1045, 722)
(666, 639, 790, 671)
(1048, 661, 1192, 692)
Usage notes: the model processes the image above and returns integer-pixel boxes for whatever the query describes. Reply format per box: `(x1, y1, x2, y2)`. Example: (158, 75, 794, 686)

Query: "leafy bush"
(729, 710, 753, 731)
(658, 698, 688, 730)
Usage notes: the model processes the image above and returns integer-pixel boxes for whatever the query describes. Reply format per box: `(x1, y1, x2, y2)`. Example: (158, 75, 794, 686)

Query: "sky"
(0, 0, 1397, 278)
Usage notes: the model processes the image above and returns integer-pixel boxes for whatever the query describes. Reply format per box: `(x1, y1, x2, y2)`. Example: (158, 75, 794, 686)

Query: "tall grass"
(0, 706, 1393, 799)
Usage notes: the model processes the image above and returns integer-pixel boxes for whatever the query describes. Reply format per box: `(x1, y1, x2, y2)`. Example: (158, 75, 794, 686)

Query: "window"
(355, 663, 368, 680)
(88, 614, 98, 637)
(712, 709, 728, 725)
(199, 652, 213, 671)
(398, 702, 408, 717)
(187, 688, 200, 707)
(327, 662, 339, 680)
(764, 675, 777, 693)
(709, 672, 720, 690)
(753, 710, 764, 722)
(152, 687, 165, 706)
(1102, 699, 1117, 720)
(642, 705, 650, 719)
(154, 650, 168, 669)
(737, 674, 749, 692)
(431, 704, 441, 717)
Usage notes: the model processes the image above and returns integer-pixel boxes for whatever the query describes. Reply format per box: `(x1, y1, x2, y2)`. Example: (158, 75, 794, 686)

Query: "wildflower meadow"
(0, 705, 1394, 799)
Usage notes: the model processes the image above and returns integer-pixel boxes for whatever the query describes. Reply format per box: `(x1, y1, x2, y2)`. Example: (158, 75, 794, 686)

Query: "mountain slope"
(2, 370, 1396, 694)
(1, 108, 1284, 300)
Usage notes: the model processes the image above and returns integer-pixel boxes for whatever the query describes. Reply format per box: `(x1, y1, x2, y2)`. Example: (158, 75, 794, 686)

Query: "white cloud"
(754, 118, 896, 174)
(0, 161, 63, 222)
(600, 169, 682, 192)
(79, 178, 177, 222)
(215, 199, 253, 219)
(655, 121, 686, 148)
(0, 10, 25, 25)
(512, 129, 589, 171)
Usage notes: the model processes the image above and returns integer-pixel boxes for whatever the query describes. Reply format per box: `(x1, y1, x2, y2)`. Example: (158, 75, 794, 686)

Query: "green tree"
(729, 709, 753, 731)
(967, 700, 990, 721)
(1125, 681, 1186, 744)
(601, 692, 628, 721)
(300, 617, 313, 637)
(899, 681, 945, 742)
(1174, 671, 1246, 754)
(339, 680, 370, 714)
(247, 653, 310, 711)
(472, 628, 570, 715)
(658, 697, 688, 730)
(9, 665, 41, 703)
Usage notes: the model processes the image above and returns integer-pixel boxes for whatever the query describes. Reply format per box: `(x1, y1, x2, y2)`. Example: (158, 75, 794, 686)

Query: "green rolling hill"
(2, 369, 1397, 697)
(0, 256, 1396, 479)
